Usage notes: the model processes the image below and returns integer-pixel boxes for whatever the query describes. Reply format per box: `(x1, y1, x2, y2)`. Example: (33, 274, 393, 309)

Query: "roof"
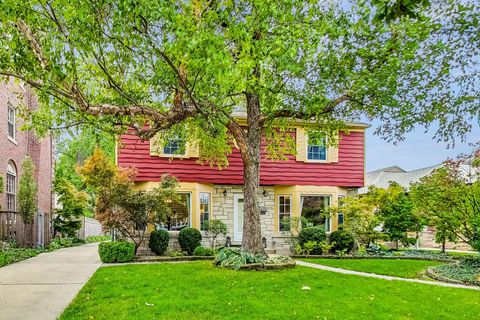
(358, 164, 443, 194)
(231, 111, 370, 129)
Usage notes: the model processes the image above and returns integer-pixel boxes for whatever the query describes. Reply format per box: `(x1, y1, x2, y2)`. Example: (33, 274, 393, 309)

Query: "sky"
(365, 120, 480, 172)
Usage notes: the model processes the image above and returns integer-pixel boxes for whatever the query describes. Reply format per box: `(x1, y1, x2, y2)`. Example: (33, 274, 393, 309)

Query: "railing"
(0, 211, 52, 248)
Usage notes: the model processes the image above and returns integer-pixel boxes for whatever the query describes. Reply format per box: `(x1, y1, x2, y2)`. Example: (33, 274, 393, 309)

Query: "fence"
(0, 211, 52, 248)
(77, 216, 104, 238)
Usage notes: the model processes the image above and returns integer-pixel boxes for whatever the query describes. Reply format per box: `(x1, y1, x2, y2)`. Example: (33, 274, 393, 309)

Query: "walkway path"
(0, 243, 102, 320)
(296, 260, 479, 291)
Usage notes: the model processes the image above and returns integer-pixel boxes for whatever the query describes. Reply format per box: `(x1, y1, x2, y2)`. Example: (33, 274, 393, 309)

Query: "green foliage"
(0, 248, 43, 267)
(298, 227, 327, 255)
(85, 235, 110, 243)
(53, 178, 88, 237)
(203, 220, 227, 248)
(79, 149, 179, 253)
(214, 248, 266, 270)
(330, 230, 355, 253)
(433, 257, 480, 286)
(178, 228, 202, 255)
(166, 249, 186, 257)
(98, 242, 135, 263)
(48, 237, 85, 250)
(410, 146, 480, 252)
(149, 230, 170, 256)
(0, 175, 3, 194)
(193, 246, 216, 256)
(18, 157, 37, 223)
(378, 182, 421, 249)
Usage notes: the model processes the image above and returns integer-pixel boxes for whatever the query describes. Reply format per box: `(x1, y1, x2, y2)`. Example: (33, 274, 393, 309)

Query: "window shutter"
(149, 133, 163, 156)
(296, 128, 306, 161)
(327, 146, 339, 163)
(186, 140, 200, 158)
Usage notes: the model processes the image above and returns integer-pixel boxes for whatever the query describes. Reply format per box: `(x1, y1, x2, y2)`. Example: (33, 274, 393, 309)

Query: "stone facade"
(212, 184, 277, 247)
(0, 81, 53, 213)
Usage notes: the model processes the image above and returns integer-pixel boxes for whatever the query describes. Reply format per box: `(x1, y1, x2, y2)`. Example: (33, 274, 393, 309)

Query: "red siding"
(118, 131, 365, 187)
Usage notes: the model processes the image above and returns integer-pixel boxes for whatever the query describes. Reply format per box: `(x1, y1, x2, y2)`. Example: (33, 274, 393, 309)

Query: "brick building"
(0, 80, 53, 214)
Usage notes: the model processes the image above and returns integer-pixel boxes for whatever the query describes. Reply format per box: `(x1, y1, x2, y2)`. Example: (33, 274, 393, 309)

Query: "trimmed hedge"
(330, 230, 355, 253)
(298, 227, 326, 255)
(149, 230, 170, 255)
(193, 246, 216, 256)
(178, 228, 202, 255)
(98, 241, 135, 263)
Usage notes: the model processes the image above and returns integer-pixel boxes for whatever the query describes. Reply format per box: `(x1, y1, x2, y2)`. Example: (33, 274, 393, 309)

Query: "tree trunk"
(238, 92, 264, 254)
(442, 238, 446, 253)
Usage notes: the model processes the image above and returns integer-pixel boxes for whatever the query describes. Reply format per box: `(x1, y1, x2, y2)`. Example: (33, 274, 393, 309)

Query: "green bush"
(0, 248, 42, 267)
(149, 230, 170, 255)
(48, 237, 85, 250)
(193, 246, 216, 256)
(214, 247, 266, 270)
(85, 235, 110, 243)
(330, 230, 355, 253)
(98, 241, 135, 263)
(298, 227, 326, 255)
(178, 228, 202, 255)
(433, 256, 480, 286)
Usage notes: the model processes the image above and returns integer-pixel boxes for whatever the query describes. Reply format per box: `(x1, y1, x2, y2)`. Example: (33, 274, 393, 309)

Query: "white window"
(163, 137, 185, 156)
(300, 195, 331, 232)
(278, 195, 292, 231)
(200, 192, 210, 230)
(307, 134, 327, 161)
(7, 103, 16, 141)
(6, 161, 17, 212)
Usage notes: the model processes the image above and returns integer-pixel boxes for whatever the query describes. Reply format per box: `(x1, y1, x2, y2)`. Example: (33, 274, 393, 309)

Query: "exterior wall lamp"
(262, 190, 268, 197)
(223, 189, 227, 197)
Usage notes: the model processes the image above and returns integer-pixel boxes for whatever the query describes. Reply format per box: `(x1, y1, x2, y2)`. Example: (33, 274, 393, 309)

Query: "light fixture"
(263, 190, 268, 197)
(223, 189, 227, 197)
(225, 236, 231, 247)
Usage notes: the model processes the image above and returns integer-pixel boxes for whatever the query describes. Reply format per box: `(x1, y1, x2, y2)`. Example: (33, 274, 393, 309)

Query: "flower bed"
(0, 248, 42, 267)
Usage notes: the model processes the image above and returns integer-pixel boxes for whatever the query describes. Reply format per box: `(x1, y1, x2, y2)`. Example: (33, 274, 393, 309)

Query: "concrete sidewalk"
(296, 260, 480, 291)
(0, 243, 102, 320)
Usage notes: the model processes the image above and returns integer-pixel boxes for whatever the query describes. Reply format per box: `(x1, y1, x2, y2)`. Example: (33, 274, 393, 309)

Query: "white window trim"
(305, 134, 328, 163)
(278, 194, 293, 232)
(7, 103, 17, 143)
(162, 138, 186, 157)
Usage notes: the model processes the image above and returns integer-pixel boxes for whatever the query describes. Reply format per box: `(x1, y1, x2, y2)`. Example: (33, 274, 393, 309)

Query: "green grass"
(300, 258, 446, 278)
(60, 262, 480, 320)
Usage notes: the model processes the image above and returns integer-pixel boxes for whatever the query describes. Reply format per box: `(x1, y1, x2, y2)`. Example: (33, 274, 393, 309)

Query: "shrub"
(298, 227, 326, 255)
(149, 230, 170, 255)
(193, 246, 216, 256)
(167, 248, 185, 257)
(48, 237, 85, 250)
(330, 230, 355, 253)
(85, 235, 111, 243)
(98, 241, 135, 263)
(214, 248, 266, 270)
(178, 228, 202, 255)
(432, 256, 480, 286)
(203, 220, 227, 248)
(0, 248, 42, 267)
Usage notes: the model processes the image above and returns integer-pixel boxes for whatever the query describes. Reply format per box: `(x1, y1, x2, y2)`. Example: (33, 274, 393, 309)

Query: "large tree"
(0, 0, 478, 253)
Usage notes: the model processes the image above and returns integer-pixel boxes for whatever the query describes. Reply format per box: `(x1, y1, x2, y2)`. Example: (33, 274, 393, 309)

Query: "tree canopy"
(1, 0, 478, 252)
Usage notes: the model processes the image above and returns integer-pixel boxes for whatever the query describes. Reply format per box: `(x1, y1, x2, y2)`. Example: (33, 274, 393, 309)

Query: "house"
(0, 80, 54, 247)
(358, 164, 443, 194)
(117, 116, 369, 253)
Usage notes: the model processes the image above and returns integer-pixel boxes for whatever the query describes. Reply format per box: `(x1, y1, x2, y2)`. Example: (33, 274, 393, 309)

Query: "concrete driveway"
(0, 243, 102, 320)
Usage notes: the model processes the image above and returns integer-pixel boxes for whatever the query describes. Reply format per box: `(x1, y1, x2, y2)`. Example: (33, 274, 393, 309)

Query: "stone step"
(265, 248, 277, 255)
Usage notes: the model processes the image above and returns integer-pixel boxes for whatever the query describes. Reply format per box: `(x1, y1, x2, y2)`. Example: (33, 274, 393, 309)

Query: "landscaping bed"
(0, 248, 43, 267)
(428, 257, 480, 286)
(60, 261, 480, 320)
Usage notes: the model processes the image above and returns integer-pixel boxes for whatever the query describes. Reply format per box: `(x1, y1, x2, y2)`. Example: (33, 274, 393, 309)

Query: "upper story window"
(6, 161, 17, 212)
(307, 134, 327, 161)
(163, 138, 185, 156)
(7, 103, 16, 141)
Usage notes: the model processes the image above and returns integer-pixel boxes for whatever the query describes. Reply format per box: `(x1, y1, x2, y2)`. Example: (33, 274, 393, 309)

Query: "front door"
(233, 194, 244, 242)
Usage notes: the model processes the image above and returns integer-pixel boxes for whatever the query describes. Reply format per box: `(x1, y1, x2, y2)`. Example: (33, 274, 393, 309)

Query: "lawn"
(60, 262, 480, 320)
(300, 258, 446, 278)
